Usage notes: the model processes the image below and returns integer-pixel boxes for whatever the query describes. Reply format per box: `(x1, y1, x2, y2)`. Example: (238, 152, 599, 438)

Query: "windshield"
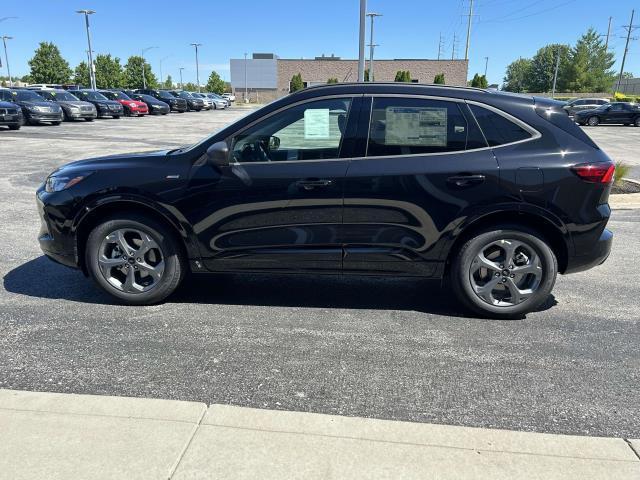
(176, 91, 193, 99)
(13, 90, 45, 102)
(49, 91, 80, 101)
(158, 91, 175, 99)
(105, 91, 131, 101)
(79, 91, 109, 101)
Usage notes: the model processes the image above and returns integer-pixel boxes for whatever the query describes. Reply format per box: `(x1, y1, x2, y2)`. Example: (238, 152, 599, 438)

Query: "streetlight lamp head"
(366, 12, 383, 17)
(2, 36, 13, 40)
(76, 9, 95, 14)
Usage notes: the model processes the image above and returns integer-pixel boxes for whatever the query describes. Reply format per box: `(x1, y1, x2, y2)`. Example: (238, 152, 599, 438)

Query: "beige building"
(230, 53, 468, 103)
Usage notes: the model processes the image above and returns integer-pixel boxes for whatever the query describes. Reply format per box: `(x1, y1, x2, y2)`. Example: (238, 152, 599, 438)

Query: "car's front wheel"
(587, 116, 600, 126)
(85, 214, 186, 305)
(451, 227, 558, 319)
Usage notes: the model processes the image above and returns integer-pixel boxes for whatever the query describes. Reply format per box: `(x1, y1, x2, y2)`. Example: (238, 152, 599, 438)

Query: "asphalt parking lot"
(0, 109, 638, 439)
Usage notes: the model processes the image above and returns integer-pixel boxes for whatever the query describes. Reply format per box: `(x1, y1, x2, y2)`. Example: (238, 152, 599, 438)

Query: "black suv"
(74, 90, 124, 119)
(0, 88, 63, 125)
(0, 99, 23, 130)
(168, 90, 205, 111)
(575, 101, 640, 126)
(36, 83, 614, 318)
(135, 89, 187, 112)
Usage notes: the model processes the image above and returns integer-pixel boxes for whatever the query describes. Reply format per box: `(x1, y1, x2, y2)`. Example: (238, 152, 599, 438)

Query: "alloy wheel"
(588, 117, 599, 126)
(97, 228, 165, 294)
(469, 239, 543, 307)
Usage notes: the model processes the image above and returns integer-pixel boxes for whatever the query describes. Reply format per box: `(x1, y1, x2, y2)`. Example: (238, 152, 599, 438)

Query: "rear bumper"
(564, 228, 613, 274)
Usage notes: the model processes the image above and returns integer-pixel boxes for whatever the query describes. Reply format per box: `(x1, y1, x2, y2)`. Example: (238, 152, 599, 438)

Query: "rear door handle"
(446, 174, 486, 188)
(297, 179, 333, 190)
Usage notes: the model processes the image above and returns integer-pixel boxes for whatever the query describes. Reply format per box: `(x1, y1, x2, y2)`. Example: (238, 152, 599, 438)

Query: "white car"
(204, 93, 228, 109)
(221, 93, 236, 102)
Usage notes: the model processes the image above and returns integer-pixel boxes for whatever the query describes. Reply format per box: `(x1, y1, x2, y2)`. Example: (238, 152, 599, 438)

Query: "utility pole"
(1, 36, 12, 86)
(437, 32, 444, 60)
(616, 9, 638, 93)
(484, 56, 489, 77)
(605, 16, 613, 50)
(358, 0, 366, 82)
(76, 10, 96, 90)
(551, 49, 561, 98)
(141, 46, 157, 89)
(244, 52, 248, 103)
(464, 0, 475, 61)
(159, 56, 170, 84)
(190, 43, 202, 92)
(452, 33, 457, 60)
(366, 12, 382, 82)
(179, 67, 184, 89)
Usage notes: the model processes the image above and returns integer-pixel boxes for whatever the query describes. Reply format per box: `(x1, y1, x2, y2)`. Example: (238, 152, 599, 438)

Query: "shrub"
(433, 73, 445, 84)
(290, 73, 304, 92)
(614, 162, 630, 185)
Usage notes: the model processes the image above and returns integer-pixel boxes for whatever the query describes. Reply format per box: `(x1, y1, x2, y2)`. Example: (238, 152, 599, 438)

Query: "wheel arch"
(73, 198, 199, 275)
(444, 210, 570, 275)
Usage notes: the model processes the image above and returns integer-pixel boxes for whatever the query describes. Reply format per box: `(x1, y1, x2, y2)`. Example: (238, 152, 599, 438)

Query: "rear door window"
(468, 104, 533, 147)
(366, 97, 486, 157)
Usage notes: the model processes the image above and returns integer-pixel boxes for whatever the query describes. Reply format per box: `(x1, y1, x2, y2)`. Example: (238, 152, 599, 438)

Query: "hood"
(57, 100, 95, 108)
(0, 101, 19, 108)
(53, 150, 173, 176)
(18, 100, 60, 109)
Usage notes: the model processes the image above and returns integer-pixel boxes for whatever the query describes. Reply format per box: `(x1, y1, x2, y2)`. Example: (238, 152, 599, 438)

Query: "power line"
(616, 9, 639, 92)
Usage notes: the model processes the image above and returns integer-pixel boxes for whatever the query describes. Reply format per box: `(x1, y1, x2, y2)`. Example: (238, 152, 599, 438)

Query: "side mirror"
(206, 141, 230, 167)
(268, 136, 281, 151)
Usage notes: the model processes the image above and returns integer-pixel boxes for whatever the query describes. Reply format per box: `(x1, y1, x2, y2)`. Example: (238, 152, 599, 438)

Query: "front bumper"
(97, 106, 124, 117)
(564, 228, 613, 274)
(169, 102, 188, 112)
(37, 189, 79, 269)
(150, 105, 170, 114)
(0, 113, 22, 125)
(68, 110, 97, 120)
(27, 111, 63, 123)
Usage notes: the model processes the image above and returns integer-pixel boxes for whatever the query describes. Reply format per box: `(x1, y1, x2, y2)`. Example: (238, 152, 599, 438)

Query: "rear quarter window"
(468, 104, 533, 147)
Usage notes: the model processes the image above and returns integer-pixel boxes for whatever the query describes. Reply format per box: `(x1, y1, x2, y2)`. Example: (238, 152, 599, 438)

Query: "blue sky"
(1, 0, 638, 85)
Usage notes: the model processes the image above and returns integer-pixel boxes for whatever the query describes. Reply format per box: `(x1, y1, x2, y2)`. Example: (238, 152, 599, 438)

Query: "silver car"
(206, 93, 229, 109)
(36, 90, 97, 121)
(563, 98, 610, 117)
(190, 93, 213, 110)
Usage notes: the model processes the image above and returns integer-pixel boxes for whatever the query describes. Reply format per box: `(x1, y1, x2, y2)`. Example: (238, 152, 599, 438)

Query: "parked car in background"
(36, 89, 97, 122)
(575, 102, 640, 126)
(128, 93, 170, 115)
(0, 88, 63, 125)
(190, 93, 213, 110)
(36, 83, 614, 319)
(74, 90, 124, 119)
(135, 89, 187, 112)
(222, 93, 235, 102)
(100, 90, 148, 117)
(0, 99, 23, 130)
(563, 98, 609, 117)
(168, 90, 204, 111)
(204, 93, 229, 109)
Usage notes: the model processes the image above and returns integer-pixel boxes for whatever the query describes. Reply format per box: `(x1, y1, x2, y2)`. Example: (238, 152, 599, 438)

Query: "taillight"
(571, 162, 615, 184)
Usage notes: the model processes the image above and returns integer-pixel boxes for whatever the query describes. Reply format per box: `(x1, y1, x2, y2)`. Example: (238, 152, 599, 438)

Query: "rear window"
(469, 104, 532, 147)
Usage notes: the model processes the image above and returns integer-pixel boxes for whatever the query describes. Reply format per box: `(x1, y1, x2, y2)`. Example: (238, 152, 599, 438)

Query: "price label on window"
(304, 108, 330, 139)
(385, 107, 448, 147)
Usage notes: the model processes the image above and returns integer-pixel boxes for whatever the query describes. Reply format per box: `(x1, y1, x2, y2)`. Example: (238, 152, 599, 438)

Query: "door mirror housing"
(206, 141, 230, 167)
(268, 136, 281, 151)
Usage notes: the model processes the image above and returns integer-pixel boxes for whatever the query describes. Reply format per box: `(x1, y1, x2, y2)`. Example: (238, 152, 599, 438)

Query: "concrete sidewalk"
(0, 389, 638, 480)
(610, 192, 640, 209)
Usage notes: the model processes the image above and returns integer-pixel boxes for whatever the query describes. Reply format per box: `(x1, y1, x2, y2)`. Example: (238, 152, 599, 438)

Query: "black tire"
(8, 124, 20, 130)
(85, 214, 186, 305)
(85, 118, 94, 122)
(587, 116, 599, 126)
(52, 122, 61, 126)
(450, 226, 558, 319)
(635, 117, 640, 127)
(113, 116, 120, 119)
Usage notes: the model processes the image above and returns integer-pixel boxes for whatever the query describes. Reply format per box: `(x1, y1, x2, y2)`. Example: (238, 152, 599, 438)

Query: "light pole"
(179, 67, 185, 89)
(358, 0, 366, 82)
(159, 55, 170, 85)
(141, 46, 157, 89)
(484, 56, 489, 77)
(244, 52, 248, 103)
(366, 12, 382, 82)
(190, 43, 202, 92)
(76, 10, 96, 90)
(1, 36, 12, 87)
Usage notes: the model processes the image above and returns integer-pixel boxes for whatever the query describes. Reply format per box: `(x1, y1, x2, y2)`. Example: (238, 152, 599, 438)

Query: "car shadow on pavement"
(3, 256, 557, 318)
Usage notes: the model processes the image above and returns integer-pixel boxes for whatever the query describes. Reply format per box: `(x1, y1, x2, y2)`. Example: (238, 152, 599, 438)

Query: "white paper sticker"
(304, 108, 330, 139)
(385, 107, 448, 147)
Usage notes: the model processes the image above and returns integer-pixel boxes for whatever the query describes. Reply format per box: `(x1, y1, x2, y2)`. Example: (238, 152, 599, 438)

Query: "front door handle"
(297, 179, 333, 191)
(446, 174, 486, 188)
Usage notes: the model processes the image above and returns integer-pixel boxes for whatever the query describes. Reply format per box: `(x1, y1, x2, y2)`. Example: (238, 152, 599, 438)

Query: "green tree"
(162, 74, 174, 89)
(94, 54, 123, 89)
(503, 58, 532, 92)
(528, 44, 571, 92)
(564, 28, 616, 92)
(364, 69, 370, 81)
(73, 61, 90, 86)
(470, 73, 489, 88)
(395, 70, 412, 82)
(183, 82, 199, 91)
(122, 55, 157, 89)
(622, 72, 634, 79)
(327, 77, 339, 84)
(433, 73, 445, 84)
(205, 71, 226, 93)
(28, 42, 72, 84)
(290, 73, 304, 92)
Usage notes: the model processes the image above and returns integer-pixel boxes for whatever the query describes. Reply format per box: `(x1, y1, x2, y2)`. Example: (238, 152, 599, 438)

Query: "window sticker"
(304, 108, 330, 139)
(384, 106, 448, 146)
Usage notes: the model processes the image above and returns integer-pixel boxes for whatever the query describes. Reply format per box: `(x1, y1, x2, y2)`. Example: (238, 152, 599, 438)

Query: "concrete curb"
(610, 193, 640, 210)
(1, 389, 638, 480)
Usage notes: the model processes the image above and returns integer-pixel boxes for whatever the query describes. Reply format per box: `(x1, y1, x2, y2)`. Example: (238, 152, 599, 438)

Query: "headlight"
(45, 172, 92, 193)
(69, 106, 80, 111)
(28, 105, 43, 112)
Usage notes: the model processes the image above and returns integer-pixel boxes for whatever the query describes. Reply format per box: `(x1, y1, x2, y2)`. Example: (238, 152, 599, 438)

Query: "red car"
(99, 90, 148, 116)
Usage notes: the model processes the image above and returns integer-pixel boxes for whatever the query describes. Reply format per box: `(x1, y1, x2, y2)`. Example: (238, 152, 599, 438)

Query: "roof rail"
(299, 82, 490, 94)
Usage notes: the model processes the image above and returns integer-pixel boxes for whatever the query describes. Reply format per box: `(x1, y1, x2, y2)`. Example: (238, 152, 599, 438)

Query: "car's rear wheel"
(85, 214, 186, 305)
(85, 118, 94, 122)
(634, 117, 640, 127)
(8, 124, 20, 130)
(451, 227, 558, 319)
(587, 116, 599, 126)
